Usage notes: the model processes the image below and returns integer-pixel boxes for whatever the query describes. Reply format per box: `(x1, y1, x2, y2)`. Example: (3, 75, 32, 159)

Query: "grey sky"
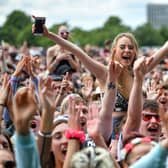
(0, 0, 168, 30)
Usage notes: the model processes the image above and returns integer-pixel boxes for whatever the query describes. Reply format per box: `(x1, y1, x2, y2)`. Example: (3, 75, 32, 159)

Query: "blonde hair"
(111, 32, 139, 64)
(71, 147, 116, 168)
(60, 93, 83, 115)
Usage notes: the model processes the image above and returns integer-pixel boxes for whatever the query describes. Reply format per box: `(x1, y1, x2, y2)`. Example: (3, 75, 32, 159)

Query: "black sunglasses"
(2, 160, 16, 168)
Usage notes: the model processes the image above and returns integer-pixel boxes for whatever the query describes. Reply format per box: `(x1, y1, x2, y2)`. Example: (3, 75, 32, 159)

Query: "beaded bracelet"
(65, 129, 85, 143)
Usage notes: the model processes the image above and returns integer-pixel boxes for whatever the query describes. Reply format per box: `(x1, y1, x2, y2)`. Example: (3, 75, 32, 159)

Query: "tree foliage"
(0, 10, 168, 48)
(134, 23, 164, 46)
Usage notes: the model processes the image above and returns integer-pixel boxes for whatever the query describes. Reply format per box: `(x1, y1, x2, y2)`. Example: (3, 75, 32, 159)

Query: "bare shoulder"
(47, 45, 58, 52)
(47, 45, 60, 55)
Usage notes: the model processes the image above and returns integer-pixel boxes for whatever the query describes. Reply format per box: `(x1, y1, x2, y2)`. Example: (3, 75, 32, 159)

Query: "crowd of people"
(0, 21, 168, 168)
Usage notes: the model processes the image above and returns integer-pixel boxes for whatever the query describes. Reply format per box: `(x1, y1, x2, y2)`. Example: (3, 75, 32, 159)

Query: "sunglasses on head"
(2, 160, 15, 168)
(142, 113, 160, 122)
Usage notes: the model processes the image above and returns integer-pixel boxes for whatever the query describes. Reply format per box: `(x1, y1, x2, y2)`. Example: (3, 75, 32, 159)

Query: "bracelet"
(65, 129, 85, 143)
(107, 81, 116, 90)
(38, 130, 52, 138)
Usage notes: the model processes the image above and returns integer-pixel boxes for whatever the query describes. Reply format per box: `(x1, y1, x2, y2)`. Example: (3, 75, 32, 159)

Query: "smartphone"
(34, 17, 46, 35)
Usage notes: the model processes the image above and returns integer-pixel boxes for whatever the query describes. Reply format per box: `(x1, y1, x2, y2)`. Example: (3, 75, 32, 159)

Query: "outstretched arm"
(32, 24, 107, 86)
(147, 41, 168, 72)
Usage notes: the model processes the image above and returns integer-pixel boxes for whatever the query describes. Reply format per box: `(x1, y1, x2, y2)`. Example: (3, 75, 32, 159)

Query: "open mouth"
(122, 55, 131, 60)
(159, 99, 167, 104)
(147, 123, 159, 133)
(80, 121, 86, 127)
(147, 127, 158, 132)
(61, 147, 67, 155)
(30, 121, 37, 129)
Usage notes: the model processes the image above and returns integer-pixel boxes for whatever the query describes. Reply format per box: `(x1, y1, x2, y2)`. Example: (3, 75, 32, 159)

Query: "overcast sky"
(0, 0, 168, 30)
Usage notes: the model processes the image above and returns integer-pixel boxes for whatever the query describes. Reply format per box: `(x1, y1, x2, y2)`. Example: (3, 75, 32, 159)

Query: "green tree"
(3, 10, 32, 30)
(134, 23, 164, 46)
(160, 26, 168, 42)
(103, 16, 122, 28)
(0, 10, 32, 46)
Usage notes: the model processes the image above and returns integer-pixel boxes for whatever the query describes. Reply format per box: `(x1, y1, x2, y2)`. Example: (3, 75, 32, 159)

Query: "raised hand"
(13, 57, 26, 77)
(146, 79, 161, 100)
(87, 102, 101, 139)
(68, 96, 81, 131)
(13, 84, 38, 134)
(38, 77, 55, 114)
(0, 74, 11, 126)
(108, 50, 123, 83)
(133, 56, 153, 80)
(25, 56, 35, 78)
(38, 76, 56, 134)
(0, 74, 11, 105)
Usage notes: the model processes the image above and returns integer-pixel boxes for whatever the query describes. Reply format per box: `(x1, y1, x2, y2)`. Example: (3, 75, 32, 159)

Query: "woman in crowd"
(32, 24, 168, 142)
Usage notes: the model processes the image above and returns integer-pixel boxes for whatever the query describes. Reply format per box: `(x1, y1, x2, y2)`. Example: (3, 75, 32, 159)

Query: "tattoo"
(107, 81, 116, 90)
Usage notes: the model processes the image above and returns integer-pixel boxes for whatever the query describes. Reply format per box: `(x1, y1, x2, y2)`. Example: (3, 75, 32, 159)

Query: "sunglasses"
(2, 160, 15, 168)
(142, 113, 160, 122)
(3, 48, 8, 51)
(60, 31, 69, 35)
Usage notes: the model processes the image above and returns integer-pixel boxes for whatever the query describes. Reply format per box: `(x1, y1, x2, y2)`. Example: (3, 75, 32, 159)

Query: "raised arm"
(0, 74, 11, 132)
(32, 24, 107, 85)
(99, 57, 123, 143)
(37, 77, 55, 168)
(13, 85, 41, 168)
(147, 41, 168, 72)
(123, 56, 153, 137)
(63, 96, 81, 168)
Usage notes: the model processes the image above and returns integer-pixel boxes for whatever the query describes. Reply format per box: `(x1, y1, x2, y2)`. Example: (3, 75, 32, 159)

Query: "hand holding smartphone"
(32, 16, 46, 35)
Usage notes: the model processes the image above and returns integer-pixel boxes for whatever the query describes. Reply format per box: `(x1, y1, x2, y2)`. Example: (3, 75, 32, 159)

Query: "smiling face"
(114, 37, 136, 67)
(52, 122, 68, 163)
(139, 109, 161, 142)
(112, 33, 138, 68)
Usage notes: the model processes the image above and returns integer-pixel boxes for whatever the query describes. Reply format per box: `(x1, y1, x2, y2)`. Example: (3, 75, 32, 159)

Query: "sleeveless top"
(114, 90, 128, 112)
